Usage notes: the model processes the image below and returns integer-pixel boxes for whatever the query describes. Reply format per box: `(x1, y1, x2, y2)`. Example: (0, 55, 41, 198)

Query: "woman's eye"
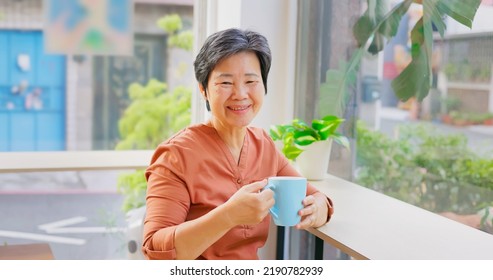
(246, 81, 258, 86)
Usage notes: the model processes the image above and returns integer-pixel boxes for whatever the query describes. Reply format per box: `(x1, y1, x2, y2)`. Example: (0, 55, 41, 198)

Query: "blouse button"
(237, 178, 242, 184)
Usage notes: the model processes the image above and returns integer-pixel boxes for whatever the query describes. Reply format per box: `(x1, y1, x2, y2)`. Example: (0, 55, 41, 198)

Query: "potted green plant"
(269, 114, 350, 180)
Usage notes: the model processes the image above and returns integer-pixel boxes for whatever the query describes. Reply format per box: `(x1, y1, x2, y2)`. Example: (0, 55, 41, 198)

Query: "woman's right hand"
(223, 179, 275, 226)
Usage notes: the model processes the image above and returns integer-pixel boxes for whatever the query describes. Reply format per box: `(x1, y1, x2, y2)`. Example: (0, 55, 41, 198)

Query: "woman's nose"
(231, 84, 248, 99)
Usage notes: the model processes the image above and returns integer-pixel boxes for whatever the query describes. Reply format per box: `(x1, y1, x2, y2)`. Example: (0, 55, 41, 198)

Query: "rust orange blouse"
(142, 123, 333, 260)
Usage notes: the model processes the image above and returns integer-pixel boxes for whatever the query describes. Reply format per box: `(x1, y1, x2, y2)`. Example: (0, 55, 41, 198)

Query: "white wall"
(240, 0, 298, 131)
(216, 0, 242, 29)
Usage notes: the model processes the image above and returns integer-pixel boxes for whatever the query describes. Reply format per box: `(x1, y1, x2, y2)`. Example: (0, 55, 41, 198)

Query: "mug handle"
(264, 183, 279, 219)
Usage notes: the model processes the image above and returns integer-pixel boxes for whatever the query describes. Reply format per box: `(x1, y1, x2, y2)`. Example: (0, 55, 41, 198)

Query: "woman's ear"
(198, 84, 206, 98)
(198, 83, 211, 111)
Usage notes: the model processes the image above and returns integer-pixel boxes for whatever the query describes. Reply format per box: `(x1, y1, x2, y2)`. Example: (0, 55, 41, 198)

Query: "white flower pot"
(296, 139, 333, 181)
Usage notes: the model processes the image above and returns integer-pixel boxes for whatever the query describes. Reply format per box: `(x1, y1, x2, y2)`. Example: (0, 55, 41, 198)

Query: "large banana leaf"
(393, 0, 481, 101)
(353, 0, 413, 54)
(320, 0, 482, 117)
(320, 0, 413, 118)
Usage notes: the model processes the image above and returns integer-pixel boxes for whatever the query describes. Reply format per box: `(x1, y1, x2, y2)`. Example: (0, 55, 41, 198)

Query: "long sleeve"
(142, 147, 190, 260)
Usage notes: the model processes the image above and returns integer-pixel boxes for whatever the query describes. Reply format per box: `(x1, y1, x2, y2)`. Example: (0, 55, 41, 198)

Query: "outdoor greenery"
(116, 81, 191, 212)
(355, 121, 493, 230)
(157, 14, 194, 52)
(446, 111, 493, 126)
(441, 96, 461, 114)
(269, 115, 349, 161)
(115, 80, 191, 150)
(439, 96, 493, 126)
(444, 61, 492, 83)
(116, 14, 192, 213)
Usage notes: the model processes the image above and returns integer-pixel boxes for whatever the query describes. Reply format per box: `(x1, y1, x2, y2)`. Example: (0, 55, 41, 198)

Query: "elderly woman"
(142, 28, 333, 260)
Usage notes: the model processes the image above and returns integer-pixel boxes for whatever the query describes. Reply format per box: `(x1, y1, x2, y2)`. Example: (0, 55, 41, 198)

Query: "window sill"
(308, 175, 493, 259)
(0, 150, 154, 173)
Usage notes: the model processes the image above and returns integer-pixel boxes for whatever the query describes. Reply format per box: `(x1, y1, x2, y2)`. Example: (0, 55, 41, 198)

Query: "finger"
(243, 179, 268, 193)
(295, 215, 314, 230)
(302, 195, 315, 207)
(299, 203, 317, 216)
(258, 187, 274, 200)
(265, 196, 275, 210)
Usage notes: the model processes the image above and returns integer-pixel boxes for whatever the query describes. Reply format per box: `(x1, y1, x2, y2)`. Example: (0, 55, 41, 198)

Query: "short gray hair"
(194, 28, 272, 97)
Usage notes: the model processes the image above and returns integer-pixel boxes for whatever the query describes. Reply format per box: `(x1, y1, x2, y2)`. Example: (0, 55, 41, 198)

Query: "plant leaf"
(269, 125, 284, 141)
(377, 0, 413, 38)
(294, 131, 318, 146)
(319, 51, 363, 118)
(392, 10, 434, 102)
(353, 11, 374, 48)
(292, 119, 311, 131)
(318, 68, 346, 118)
(281, 130, 295, 146)
(312, 118, 343, 140)
(436, 0, 481, 28)
(354, 0, 413, 54)
(391, 0, 481, 101)
(283, 145, 304, 161)
(332, 132, 351, 150)
(428, 0, 447, 37)
(321, 115, 342, 122)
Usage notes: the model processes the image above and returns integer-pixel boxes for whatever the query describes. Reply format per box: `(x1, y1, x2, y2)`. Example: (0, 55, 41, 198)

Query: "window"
(0, 0, 194, 259)
(293, 0, 493, 259)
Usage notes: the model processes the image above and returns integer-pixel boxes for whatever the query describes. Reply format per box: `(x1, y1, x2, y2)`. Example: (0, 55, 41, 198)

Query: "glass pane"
(0, 1, 194, 152)
(0, 170, 129, 259)
(293, 0, 493, 259)
(0, 0, 194, 260)
(354, 2, 493, 236)
(292, 0, 363, 260)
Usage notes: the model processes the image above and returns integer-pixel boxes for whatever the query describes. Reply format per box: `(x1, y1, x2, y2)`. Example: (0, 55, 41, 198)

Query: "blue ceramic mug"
(265, 176, 307, 226)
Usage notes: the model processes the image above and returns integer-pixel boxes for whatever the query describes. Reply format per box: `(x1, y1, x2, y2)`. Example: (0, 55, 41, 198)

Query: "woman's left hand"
(295, 192, 329, 230)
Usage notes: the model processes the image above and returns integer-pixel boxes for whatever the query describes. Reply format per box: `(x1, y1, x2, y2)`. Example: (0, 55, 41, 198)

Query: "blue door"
(0, 30, 66, 151)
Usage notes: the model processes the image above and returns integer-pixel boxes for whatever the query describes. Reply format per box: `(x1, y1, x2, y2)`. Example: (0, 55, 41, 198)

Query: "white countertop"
(308, 175, 493, 259)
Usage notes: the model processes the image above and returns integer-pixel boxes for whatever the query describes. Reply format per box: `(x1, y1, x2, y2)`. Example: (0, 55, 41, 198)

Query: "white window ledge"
(0, 151, 154, 173)
(308, 175, 493, 259)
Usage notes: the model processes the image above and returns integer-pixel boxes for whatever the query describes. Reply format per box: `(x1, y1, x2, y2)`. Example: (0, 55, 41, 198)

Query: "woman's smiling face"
(203, 51, 265, 130)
